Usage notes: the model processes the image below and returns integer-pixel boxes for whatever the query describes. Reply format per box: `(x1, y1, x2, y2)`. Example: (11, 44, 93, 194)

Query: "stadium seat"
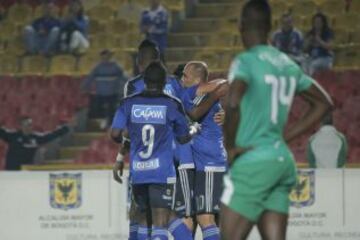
(20, 56, 48, 75)
(319, 0, 345, 16)
(49, 55, 77, 75)
(102, 0, 126, 11)
(89, 34, 116, 52)
(88, 19, 106, 35)
(268, 1, 289, 18)
(195, 51, 220, 69)
(77, 54, 98, 75)
(334, 14, 360, 31)
(218, 50, 237, 68)
(291, 0, 318, 17)
(350, 31, 360, 45)
(349, 0, 360, 13)
(114, 50, 134, 72)
(208, 33, 236, 47)
(87, 6, 115, 22)
(0, 22, 17, 42)
(6, 36, 26, 56)
(0, 56, 18, 75)
(163, 0, 185, 11)
(33, 4, 61, 18)
(333, 29, 350, 46)
(125, 33, 144, 49)
(334, 49, 357, 70)
(7, 3, 32, 25)
(107, 19, 138, 34)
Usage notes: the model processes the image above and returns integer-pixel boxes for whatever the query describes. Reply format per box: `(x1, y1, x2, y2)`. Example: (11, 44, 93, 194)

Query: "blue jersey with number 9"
(112, 91, 190, 184)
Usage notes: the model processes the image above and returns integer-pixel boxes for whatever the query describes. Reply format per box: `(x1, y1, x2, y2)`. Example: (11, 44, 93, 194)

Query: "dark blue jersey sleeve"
(111, 102, 127, 130)
(181, 85, 199, 112)
(169, 101, 190, 142)
(169, 77, 184, 99)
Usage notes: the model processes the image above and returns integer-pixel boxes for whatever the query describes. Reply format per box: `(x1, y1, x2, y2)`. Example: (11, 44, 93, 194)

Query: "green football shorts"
(221, 144, 297, 222)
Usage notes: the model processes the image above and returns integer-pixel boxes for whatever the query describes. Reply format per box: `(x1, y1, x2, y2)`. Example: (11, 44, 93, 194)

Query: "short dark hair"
(144, 61, 167, 89)
(138, 39, 160, 60)
(309, 12, 331, 37)
(241, 0, 272, 34)
(173, 63, 186, 79)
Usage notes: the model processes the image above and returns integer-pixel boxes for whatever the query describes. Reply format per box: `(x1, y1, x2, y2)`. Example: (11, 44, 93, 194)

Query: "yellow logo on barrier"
(289, 170, 315, 208)
(49, 173, 82, 210)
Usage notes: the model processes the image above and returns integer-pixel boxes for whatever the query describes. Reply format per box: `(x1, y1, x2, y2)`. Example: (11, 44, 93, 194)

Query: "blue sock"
(151, 226, 168, 240)
(137, 225, 149, 240)
(202, 224, 220, 240)
(129, 221, 139, 240)
(168, 218, 193, 240)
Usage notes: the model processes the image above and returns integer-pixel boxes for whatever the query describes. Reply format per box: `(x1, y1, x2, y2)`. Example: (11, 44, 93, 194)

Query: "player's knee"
(196, 214, 216, 228)
(152, 208, 170, 227)
(183, 217, 194, 231)
(136, 211, 148, 226)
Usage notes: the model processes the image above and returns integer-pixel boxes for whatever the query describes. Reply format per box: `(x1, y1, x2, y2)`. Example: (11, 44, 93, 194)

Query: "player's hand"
(189, 122, 201, 135)
(213, 82, 229, 99)
(227, 147, 252, 166)
(113, 161, 124, 184)
(214, 109, 225, 126)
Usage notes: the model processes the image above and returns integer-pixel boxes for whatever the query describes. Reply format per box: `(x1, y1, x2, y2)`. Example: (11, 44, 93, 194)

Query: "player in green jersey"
(220, 1, 333, 240)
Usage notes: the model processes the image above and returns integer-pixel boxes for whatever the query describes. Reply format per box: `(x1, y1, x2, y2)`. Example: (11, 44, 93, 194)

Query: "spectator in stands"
(23, 1, 61, 56)
(60, 0, 89, 54)
(81, 49, 127, 129)
(140, 0, 168, 57)
(117, 0, 144, 23)
(303, 13, 334, 75)
(0, 117, 73, 170)
(271, 13, 304, 64)
(307, 114, 348, 168)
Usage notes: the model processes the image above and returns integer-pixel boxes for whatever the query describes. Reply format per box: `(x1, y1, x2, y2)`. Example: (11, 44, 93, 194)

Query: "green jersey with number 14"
(228, 45, 313, 148)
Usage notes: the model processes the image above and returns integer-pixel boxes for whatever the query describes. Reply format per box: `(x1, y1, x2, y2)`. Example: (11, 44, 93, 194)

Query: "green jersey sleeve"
(296, 71, 314, 93)
(228, 54, 251, 84)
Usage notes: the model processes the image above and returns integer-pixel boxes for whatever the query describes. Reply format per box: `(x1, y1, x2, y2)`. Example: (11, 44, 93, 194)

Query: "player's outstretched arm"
(285, 81, 333, 143)
(196, 78, 228, 96)
(187, 83, 229, 121)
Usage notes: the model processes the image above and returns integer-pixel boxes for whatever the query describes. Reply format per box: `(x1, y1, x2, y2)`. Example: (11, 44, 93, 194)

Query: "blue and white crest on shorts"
(131, 105, 167, 124)
(289, 170, 315, 208)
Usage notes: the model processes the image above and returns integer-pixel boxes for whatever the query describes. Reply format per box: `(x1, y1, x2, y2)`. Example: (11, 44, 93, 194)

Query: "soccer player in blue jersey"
(181, 61, 229, 240)
(119, 40, 195, 240)
(118, 40, 226, 239)
(111, 61, 199, 240)
(124, 40, 182, 98)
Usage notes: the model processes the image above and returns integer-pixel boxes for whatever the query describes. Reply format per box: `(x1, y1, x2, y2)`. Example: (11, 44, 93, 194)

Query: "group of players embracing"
(109, 1, 333, 240)
(110, 38, 228, 240)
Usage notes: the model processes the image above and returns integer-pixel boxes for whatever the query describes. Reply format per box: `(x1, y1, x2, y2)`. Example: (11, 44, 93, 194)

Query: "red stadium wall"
(0, 70, 359, 169)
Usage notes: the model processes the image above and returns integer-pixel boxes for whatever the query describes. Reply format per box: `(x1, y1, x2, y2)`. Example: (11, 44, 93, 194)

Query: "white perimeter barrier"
(0, 169, 359, 240)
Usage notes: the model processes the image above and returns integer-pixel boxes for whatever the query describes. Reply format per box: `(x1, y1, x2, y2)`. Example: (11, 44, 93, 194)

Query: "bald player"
(181, 61, 229, 240)
(220, 1, 333, 239)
